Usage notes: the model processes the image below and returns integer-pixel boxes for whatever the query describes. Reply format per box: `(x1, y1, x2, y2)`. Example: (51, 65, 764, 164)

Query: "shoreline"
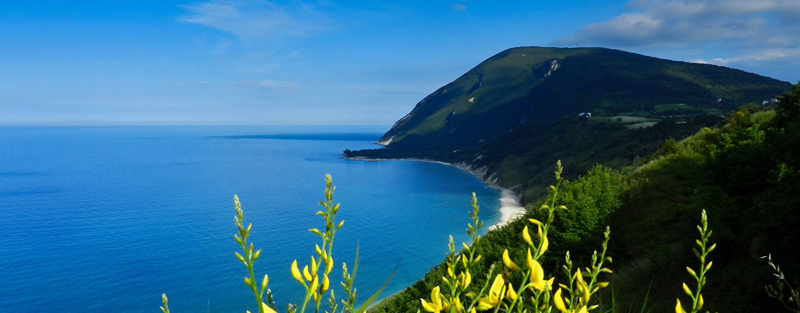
(487, 189, 526, 231)
(343, 155, 527, 230)
(349, 155, 528, 310)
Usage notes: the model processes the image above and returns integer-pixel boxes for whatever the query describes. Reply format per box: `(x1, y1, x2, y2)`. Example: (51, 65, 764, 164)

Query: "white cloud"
(692, 48, 800, 65)
(451, 4, 467, 12)
(556, 0, 800, 79)
(558, 0, 800, 48)
(178, 0, 332, 39)
(254, 79, 298, 89)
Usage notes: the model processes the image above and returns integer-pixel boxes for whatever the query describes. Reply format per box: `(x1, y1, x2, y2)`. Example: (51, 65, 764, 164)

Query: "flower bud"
(522, 226, 533, 246)
(291, 260, 304, 284)
(506, 283, 518, 301)
(503, 249, 519, 271)
(303, 265, 313, 282)
(322, 274, 330, 293)
(682, 283, 692, 297)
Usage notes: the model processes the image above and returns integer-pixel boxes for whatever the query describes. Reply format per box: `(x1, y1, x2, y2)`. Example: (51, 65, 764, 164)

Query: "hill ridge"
(370, 46, 789, 151)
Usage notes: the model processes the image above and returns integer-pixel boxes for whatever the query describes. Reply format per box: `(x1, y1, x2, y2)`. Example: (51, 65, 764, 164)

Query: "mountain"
(366, 69, 800, 313)
(346, 47, 791, 201)
(369, 47, 790, 151)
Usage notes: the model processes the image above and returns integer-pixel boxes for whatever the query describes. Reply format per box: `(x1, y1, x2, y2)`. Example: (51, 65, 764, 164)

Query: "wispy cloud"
(337, 84, 438, 94)
(555, 0, 800, 75)
(233, 79, 300, 91)
(178, 0, 333, 39)
(558, 0, 800, 47)
(692, 48, 800, 65)
(450, 4, 467, 12)
(211, 39, 231, 54)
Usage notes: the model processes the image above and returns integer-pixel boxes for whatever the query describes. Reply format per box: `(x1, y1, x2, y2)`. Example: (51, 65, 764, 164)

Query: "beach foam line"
(343, 155, 525, 230)
(488, 189, 526, 231)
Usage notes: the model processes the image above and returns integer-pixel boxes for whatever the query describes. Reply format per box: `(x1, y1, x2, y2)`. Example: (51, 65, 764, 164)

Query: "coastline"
(487, 189, 526, 231)
(349, 155, 528, 310)
(344, 155, 527, 230)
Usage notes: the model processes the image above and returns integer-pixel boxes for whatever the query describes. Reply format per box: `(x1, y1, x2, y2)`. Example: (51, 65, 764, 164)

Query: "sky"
(1, 0, 799, 126)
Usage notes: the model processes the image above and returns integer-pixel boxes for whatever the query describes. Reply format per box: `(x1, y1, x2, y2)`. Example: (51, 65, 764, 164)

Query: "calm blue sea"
(0, 126, 500, 313)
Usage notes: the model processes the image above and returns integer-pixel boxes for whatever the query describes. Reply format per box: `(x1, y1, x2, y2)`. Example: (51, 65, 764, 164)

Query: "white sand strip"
(488, 189, 526, 230)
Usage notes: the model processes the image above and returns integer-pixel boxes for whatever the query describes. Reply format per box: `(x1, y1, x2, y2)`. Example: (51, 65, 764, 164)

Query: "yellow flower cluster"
(157, 166, 721, 313)
(421, 161, 613, 313)
(674, 210, 714, 313)
(287, 174, 347, 313)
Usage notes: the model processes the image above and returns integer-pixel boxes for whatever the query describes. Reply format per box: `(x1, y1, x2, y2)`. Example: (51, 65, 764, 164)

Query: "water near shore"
(0, 126, 501, 313)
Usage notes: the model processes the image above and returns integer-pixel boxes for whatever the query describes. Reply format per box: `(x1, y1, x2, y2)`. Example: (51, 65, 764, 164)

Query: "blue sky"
(2, 0, 799, 126)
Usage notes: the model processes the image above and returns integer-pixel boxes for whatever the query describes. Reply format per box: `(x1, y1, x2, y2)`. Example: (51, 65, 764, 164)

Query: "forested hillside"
(361, 47, 789, 152)
(371, 83, 800, 313)
(346, 47, 791, 203)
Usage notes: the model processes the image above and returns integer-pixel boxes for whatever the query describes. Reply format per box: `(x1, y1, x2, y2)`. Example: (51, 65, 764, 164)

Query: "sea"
(0, 126, 501, 313)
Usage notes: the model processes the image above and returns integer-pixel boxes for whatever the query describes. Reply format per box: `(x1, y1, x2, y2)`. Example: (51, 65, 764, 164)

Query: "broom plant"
(160, 163, 730, 313)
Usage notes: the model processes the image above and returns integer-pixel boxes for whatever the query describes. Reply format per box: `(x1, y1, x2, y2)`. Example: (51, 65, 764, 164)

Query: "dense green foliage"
(609, 96, 800, 311)
(370, 82, 800, 313)
(372, 165, 627, 313)
(348, 114, 721, 204)
(467, 114, 721, 204)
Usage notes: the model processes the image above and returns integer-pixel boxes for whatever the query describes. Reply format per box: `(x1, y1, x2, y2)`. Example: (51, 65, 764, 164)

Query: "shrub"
(159, 164, 722, 313)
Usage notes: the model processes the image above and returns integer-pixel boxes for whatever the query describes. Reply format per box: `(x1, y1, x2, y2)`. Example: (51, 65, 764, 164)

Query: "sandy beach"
(488, 189, 526, 230)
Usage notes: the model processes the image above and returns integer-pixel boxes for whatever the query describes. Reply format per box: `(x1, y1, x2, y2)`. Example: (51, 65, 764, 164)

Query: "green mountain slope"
(375, 47, 790, 151)
(371, 84, 800, 313)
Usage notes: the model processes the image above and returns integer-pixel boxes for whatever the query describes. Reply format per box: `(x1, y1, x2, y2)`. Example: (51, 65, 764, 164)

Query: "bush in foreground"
(158, 162, 733, 313)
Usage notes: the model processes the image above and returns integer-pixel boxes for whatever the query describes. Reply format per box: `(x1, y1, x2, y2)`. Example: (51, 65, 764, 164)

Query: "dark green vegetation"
(350, 113, 722, 204)
(370, 84, 800, 313)
(351, 47, 797, 312)
(362, 46, 789, 151)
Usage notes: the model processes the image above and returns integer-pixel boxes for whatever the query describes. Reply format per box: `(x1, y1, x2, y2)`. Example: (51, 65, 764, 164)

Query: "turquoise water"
(0, 126, 500, 313)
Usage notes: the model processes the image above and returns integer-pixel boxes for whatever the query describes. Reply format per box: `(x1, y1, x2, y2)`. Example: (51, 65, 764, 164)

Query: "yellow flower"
(554, 288, 568, 313)
(460, 271, 472, 289)
(303, 265, 313, 282)
(526, 248, 534, 271)
(310, 256, 318, 275)
(451, 296, 464, 313)
(574, 269, 585, 284)
(261, 302, 277, 313)
(529, 259, 552, 291)
(540, 236, 549, 255)
(477, 274, 506, 310)
(578, 281, 590, 304)
(503, 249, 520, 271)
(326, 255, 334, 274)
(675, 299, 686, 313)
(537, 224, 543, 240)
(291, 260, 304, 284)
(506, 283, 518, 301)
(421, 286, 445, 313)
(522, 226, 533, 246)
(309, 275, 319, 292)
(321, 274, 330, 293)
(682, 283, 692, 297)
